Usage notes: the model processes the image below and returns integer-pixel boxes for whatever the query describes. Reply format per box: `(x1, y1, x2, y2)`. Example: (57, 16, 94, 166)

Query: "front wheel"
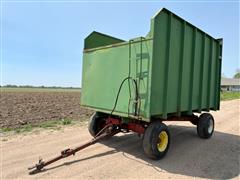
(142, 121, 170, 160)
(88, 112, 106, 137)
(197, 113, 214, 139)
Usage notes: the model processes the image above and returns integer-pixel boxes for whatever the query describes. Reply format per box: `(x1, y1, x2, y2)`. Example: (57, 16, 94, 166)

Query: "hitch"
(28, 124, 120, 174)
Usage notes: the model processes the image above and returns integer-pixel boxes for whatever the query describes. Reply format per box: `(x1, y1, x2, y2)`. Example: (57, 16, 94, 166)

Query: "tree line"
(0, 85, 81, 89)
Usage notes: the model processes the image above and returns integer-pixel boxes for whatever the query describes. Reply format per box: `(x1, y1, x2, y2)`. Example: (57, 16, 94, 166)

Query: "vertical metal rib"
(188, 28, 197, 114)
(216, 39, 223, 109)
(138, 37, 143, 117)
(128, 40, 132, 115)
(162, 13, 172, 119)
(207, 39, 214, 110)
(177, 21, 186, 116)
(213, 42, 218, 110)
(198, 33, 206, 112)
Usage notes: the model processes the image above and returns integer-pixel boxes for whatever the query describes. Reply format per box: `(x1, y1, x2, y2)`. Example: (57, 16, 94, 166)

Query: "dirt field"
(0, 89, 93, 128)
(1, 99, 239, 179)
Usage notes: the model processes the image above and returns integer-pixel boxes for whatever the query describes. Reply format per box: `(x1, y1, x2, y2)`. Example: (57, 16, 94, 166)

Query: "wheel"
(143, 121, 170, 160)
(190, 116, 198, 125)
(197, 113, 214, 139)
(190, 119, 198, 125)
(88, 112, 106, 137)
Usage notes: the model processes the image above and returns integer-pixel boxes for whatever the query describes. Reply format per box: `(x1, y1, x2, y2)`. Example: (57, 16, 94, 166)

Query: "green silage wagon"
(27, 8, 223, 172)
(81, 8, 223, 159)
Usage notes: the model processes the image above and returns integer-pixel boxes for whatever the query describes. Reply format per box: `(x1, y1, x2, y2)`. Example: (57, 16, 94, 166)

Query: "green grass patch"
(0, 118, 75, 134)
(1, 127, 14, 132)
(0, 124, 33, 133)
(221, 91, 240, 101)
(62, 118, 72, 125)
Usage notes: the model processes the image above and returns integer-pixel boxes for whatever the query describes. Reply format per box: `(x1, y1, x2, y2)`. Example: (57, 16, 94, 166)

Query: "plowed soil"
(1, 99, 240, 179)
(0, 90, 93, 128)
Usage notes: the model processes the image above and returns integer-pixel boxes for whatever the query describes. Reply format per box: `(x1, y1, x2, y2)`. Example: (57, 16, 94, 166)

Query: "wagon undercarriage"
(28, 113, 214, 174)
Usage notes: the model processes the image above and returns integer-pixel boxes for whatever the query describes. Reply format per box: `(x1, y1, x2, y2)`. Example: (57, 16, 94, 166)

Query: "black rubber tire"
(190, 119, 198, 125)
(88, 112, 106, 137)
(143, 121, 170, 160)
(197, 113, 214, 139)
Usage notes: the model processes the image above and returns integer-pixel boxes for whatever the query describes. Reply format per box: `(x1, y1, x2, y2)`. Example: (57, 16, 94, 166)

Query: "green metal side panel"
(149, 12, 167, 117)
(81, 8, 222, 121)
(81, 38, 153, 120)
(150, 8, 222, 119)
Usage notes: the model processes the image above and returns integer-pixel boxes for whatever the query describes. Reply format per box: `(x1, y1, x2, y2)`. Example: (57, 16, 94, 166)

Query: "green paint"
(81, 8, 222, 121)
(84, 31, 125, 50)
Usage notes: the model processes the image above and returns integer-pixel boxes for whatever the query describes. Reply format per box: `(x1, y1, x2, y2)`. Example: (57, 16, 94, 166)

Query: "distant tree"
(5, 84, 18, 87)
(233, 68, 240, 78)
(234, 73, 240, 78)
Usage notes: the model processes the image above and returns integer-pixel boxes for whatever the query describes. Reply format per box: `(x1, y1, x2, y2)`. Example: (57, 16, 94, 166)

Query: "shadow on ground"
(41, 125, 240, 179)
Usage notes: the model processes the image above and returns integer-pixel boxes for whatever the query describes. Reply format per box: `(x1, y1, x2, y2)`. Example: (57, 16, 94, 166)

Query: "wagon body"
(81, 8, 222, 122)
(27, 9, 222, 169)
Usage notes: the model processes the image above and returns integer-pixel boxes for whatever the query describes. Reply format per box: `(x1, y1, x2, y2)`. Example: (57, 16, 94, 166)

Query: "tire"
(190, 119, 198, 125)
(143, 121, 170, 160)
(197, 113, 214, 139)
(188, 115, 199, 125)
(88, 112, 106, 137)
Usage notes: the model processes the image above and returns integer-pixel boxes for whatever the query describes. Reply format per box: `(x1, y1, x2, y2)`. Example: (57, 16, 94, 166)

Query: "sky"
(1, 1, 239, 87)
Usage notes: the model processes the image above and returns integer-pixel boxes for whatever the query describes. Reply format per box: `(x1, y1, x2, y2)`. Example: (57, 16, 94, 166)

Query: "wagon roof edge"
(152, 8, 222, 41)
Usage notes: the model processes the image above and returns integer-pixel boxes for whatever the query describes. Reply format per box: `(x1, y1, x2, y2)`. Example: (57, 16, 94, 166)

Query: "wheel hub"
(208, 119, 214, 134)
(157, 131, 168, 152)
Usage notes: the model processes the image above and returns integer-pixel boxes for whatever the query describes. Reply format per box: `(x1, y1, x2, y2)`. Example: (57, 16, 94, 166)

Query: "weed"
(62, 118, 72, 125)
(1, 118, 76, 134)
(0, 127, 13, 132)
(221, 92, 240, 101)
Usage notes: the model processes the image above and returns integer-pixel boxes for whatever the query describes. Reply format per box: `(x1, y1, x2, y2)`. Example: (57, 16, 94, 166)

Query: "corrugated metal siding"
(81, 8, 222, 121)
(150, 8, 222, 118)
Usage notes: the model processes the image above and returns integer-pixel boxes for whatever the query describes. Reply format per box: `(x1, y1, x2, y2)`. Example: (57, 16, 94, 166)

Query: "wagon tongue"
(28, 124, 120, 174)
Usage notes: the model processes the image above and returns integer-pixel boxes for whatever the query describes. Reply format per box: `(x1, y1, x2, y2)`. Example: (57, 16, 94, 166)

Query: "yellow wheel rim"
(157, 131, 168, 152)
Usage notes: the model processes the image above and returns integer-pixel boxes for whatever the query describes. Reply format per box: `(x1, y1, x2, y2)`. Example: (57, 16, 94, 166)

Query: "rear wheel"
(88, 112, 106, 137)
(197, 113, 214, 139)
(143, 121, 170, 160)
